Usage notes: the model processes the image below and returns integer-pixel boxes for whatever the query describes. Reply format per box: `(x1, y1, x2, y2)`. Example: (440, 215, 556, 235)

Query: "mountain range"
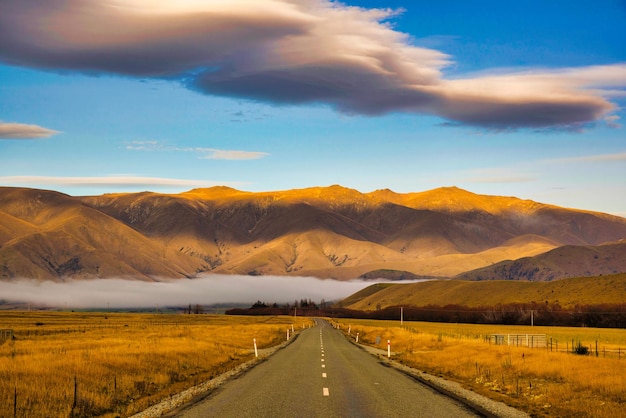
(1, 185, 625, 281)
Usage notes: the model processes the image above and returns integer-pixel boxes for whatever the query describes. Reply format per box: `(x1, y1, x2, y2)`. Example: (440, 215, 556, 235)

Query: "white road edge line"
(323, 387, 330, 396)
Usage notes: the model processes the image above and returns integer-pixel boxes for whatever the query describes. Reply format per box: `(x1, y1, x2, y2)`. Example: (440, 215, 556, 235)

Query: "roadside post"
(387, 340, 391, 358)
(253, 338, 258, 358)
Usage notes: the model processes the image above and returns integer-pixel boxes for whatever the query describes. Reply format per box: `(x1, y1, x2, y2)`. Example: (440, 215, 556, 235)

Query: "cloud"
(0, 121, 60, 139)
(0, 0, 624, 129)
(125, 140, 162, 151)
(457, 167, 538, 184)
(605, 115, 622, 128)
(543, 151, 626, 164)
(434, 66, 626, 130)
(0, 175, 246, 189)
(0, 275, 421, 309)
(200, 149, 269, 160)
(126, 140, 269, 160)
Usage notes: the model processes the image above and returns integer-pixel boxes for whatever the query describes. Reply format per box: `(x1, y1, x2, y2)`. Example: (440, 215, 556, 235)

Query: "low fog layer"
(0, 275, 416, 309)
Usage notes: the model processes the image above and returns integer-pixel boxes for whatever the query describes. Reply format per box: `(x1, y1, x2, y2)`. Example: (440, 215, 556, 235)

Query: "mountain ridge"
(1, 185, 625, 281)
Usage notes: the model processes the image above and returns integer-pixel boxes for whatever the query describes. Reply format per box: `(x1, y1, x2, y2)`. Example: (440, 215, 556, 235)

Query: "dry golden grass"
(346, 274, 626, 310)
(335, 319, 626, 418)
(0, 311, 312, 418)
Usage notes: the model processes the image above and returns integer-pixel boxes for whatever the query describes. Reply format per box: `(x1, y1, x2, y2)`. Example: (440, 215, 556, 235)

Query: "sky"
(1, 0, 625, 216)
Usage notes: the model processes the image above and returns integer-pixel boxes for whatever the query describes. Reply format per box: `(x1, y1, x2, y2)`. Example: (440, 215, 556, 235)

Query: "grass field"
(342, 274, 626, 311)
(334, 318, 626, 418)
(0, 311, 312, 418)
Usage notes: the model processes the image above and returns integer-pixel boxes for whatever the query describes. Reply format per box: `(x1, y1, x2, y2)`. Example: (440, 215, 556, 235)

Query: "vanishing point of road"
(173, 319, 480, 418)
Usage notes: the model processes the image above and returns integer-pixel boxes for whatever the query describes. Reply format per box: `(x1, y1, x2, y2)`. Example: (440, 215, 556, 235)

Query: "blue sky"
(0, 0, 625, 216)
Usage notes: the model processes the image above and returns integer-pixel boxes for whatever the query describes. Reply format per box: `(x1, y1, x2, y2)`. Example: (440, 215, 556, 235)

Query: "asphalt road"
(173, 320, 479, 418)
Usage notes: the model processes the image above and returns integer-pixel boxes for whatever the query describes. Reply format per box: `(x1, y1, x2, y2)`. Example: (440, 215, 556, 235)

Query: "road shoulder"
(353, 340, 530, 418)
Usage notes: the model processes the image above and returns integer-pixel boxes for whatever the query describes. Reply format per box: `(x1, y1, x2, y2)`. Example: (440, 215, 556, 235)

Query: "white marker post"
(253, 338, 258, 358)
(287, 329, 290, 340)
(348, 326, 351, 334)
(356, 333, 359, 343)
(387, 340, 391, 358)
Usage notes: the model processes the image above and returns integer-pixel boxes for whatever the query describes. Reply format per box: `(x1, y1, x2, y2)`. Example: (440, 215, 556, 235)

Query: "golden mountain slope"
(0, 188, 205, 280)
(2, 185, 626, 280)
(342, 273, 626, 310)
(456, 241, 626, 281)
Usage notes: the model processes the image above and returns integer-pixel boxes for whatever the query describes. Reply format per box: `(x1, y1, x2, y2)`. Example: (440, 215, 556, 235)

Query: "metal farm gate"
(490, 333, 546, 348)
(0, 329, 13, 344)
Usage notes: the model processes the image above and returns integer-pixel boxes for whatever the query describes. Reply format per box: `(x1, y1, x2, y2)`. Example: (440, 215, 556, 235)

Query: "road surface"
(173, 320, 479, 418)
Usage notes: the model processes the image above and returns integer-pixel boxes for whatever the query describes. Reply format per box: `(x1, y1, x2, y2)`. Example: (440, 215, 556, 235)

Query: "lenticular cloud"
(0, 0, 623, 129)
(0, 121, 60, 139)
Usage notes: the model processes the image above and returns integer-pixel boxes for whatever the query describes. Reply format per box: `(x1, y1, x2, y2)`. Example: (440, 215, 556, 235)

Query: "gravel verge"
(354, 341, 530, 418)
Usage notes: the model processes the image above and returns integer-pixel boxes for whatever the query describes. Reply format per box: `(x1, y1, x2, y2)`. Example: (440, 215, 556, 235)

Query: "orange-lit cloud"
(0, 0, 624, 129)
(0, 121, 60, 139)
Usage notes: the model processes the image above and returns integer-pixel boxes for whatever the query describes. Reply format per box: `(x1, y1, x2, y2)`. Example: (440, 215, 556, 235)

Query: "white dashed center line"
(320, 328, 329, 397)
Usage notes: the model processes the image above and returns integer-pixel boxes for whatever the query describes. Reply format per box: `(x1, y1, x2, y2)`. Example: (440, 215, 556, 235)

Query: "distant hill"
(340, 273, 626, 310)
(1, 185, 626, 281)
(0, 188, 202, 280)
(456, 241, 626, 281)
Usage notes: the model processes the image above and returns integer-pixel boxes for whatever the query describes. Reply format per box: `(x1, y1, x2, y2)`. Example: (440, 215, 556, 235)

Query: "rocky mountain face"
(1, 185, 625, 281)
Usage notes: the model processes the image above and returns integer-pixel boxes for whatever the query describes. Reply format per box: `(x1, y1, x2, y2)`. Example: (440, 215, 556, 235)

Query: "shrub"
(573, 341, 589, 355)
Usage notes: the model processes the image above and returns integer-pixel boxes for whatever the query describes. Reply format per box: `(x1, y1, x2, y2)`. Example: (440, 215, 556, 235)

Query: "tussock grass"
(336, 319, 626, 418)
(346, 274, 626, 310)
(0, 312, 312, 417)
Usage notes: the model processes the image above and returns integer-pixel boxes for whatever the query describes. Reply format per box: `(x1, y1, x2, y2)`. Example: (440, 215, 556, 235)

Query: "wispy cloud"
(199, 149, 269, 160)
(0, 1, 623, 130)
(126, 141, 269, 160)
(457, 167, 538, 184)
(604, 115, 621, 129)
(0, 175, 246, 190)
(543, 151, 626, 164)
(0, 121, 60, 139)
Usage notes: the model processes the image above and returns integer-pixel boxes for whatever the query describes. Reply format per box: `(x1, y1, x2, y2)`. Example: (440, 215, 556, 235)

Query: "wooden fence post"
(72, 376, 77, 415)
